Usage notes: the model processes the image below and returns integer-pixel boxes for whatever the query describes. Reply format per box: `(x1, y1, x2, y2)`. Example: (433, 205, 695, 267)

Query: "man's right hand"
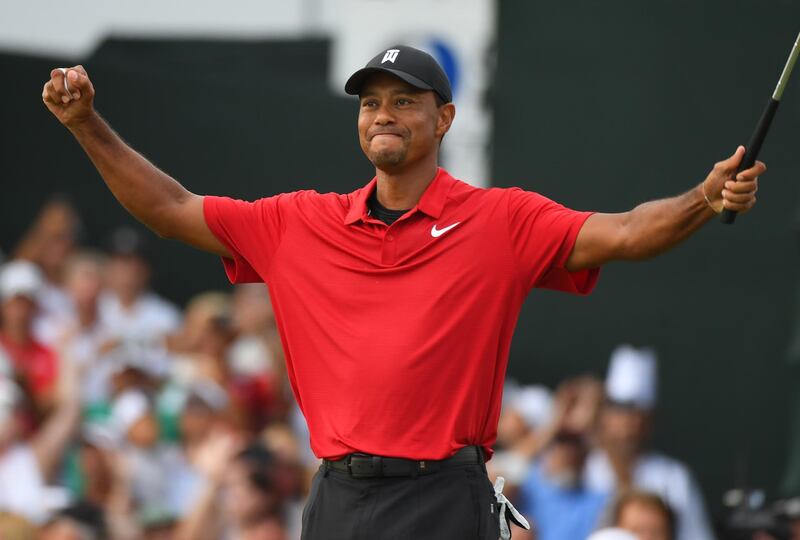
(40, 65, 232, 259)
(42, 65, 96, 128)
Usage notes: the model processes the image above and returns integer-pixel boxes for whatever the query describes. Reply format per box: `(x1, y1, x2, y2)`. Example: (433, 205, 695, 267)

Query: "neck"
(374, 158, 438, 210)
(116, 290, 140, 309)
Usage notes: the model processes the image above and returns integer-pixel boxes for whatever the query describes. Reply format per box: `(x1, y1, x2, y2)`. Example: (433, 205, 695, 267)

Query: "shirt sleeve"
(506, 188, 600, 294)
(203, 194, 295, 284)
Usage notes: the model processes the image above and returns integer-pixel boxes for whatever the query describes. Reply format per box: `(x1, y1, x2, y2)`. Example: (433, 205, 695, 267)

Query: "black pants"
(300, 459, 501, 540)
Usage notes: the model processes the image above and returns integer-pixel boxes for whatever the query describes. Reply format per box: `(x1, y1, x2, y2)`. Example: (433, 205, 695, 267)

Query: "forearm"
(619, 183, 715, 261)
(32, 399, 81, 480)
(69, 112, 194, 237)
(567, 147, 763, 271)
(173, 480, 223, 540)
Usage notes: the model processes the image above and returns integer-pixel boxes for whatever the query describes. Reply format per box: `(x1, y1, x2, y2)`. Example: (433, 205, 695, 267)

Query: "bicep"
(163, 194, 232, 258)
(565, 212, 629, 271)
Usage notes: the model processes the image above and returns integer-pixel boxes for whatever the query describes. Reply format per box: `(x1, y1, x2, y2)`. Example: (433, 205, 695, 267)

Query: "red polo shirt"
(204, 168, 598, 460)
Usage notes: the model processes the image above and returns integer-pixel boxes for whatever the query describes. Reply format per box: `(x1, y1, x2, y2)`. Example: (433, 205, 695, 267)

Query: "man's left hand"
(703, 145, 766, 214)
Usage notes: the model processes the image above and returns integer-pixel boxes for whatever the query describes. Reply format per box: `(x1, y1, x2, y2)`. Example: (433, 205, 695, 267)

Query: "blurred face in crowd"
(617, 499, 673, 540)
(179, 293, 233, 356)
(64, 255, 105, 313)
(232, 284, 274, 335)
(223, 461, 279, 527)
(105, 254, 150, 303)
(17, 200, 80, 283)
(38, 519, 91, 540)
(600, 404, 652, 458)
(0, 294, 37, 337)
(39, 229, 77, 282)
(357, 73, 453, 172)
(543, 435, 589, 490)
(496, 410, 529, 448)
(179, 399, 217, 443)
(127, 414, 160, 448)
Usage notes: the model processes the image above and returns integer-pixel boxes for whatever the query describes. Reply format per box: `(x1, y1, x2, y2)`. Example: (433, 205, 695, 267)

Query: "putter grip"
(721, 98, 780, 224)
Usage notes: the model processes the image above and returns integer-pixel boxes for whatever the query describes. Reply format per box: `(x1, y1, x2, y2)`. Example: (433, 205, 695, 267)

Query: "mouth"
(369, 132, 404, 141)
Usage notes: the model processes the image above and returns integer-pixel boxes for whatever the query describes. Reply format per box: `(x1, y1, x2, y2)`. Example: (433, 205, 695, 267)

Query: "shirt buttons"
(386, 234, 395, 242)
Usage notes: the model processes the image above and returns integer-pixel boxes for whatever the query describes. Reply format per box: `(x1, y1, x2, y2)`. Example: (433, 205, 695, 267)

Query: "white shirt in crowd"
(584, 450, 715, 540)
(98, 291, 181, 376)
(0, 444, 46, 523)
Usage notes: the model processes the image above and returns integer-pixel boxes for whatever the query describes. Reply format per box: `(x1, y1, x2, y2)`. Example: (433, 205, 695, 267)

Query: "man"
(0, 260, 59, 413)
(99, 227, 181, 379)
(515, 378, 607, 540)
(584, 346, 714, 540)
(42, 45, 764, 539)
(611, 490, 676, 540)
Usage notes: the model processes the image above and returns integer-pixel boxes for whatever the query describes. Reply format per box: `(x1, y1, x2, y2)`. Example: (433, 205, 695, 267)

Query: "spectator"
(0, 358, 81, 523)
(611, 490, 676, 540)
(105, 389, 190, 521)
(583, 345, 714, 540)
(229, 284, 290, 425)
(44, 251, 117, 414)
(490, 383, 554, 491)
(176, 435, 288, 540)
(168, 290, 280, 433)
(0, 260, 59, 413)
(99, 227, 180, 378)
(515, 377, 608, 540)
(13, 198, 82, 337)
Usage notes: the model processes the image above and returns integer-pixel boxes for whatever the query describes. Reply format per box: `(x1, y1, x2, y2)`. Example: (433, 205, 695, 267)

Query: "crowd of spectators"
(0, 199, 795, 540)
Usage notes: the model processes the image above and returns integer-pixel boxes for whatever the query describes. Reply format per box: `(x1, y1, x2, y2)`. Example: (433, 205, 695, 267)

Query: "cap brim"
(345, 67, 434, 96)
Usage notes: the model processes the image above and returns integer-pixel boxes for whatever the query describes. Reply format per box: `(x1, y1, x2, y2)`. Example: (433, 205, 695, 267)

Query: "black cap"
(345, 45, 452, 104)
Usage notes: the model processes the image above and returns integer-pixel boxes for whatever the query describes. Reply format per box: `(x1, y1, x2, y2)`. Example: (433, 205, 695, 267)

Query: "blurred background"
(0, 0, 799, 538)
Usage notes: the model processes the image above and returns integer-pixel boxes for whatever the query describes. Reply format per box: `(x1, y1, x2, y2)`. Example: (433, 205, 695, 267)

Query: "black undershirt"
(367, 190, 410, 225)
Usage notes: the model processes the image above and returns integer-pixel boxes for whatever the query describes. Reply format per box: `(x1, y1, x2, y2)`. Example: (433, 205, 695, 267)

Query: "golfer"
(42, 46, 764, 540)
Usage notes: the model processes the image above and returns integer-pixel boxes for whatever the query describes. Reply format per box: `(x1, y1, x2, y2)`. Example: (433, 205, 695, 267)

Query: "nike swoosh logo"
(431, 222, 460, 238)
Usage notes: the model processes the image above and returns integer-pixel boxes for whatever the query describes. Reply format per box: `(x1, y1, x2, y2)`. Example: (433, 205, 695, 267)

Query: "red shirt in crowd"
(204, 168, 599, 461)
(0, 333, 58, 404)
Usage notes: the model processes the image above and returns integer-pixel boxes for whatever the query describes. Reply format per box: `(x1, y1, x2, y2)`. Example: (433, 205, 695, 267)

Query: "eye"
(396, 97, 412, 106)
(361, 99, 378, 108)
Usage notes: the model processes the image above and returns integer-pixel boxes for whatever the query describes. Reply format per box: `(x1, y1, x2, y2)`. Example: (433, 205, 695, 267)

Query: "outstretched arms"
(42, 66, 231, 258)
(566, 146, 765, 272)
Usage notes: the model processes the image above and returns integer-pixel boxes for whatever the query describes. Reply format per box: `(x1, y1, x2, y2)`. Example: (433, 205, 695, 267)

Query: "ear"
(435, 103, 456, 139)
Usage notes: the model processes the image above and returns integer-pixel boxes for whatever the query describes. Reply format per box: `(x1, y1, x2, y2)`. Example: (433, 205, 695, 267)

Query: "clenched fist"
(702, 145, 766, 214)
(42, 65, 96, 128)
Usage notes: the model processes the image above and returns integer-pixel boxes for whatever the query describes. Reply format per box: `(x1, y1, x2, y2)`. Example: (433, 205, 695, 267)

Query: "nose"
(373, 101, 395, 125)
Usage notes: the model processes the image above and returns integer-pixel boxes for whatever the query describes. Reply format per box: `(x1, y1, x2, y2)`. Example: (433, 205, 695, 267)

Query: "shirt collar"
(344, 167, 455, 225)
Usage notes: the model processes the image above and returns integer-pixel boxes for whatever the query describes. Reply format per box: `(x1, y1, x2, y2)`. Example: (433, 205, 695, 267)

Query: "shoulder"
(636, 452, 696, 487)
(639, 452, 691, 474)
(140, 293, 181, 321)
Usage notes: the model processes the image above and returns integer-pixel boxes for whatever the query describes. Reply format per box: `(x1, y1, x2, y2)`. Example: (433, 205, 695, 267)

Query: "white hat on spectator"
(605, 345, 658, 410)
(511, 385, 554, 429)
(587, 528, 639, 540)
(0, 260, 43, 301)
(110, 390, 151, 436)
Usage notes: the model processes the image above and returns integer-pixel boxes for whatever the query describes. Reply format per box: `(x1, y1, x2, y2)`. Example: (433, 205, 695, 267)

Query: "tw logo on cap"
(381, 49, 400, 64)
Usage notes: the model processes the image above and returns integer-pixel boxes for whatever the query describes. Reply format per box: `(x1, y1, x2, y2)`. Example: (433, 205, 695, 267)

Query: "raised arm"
(42, 66, 231, 258)
(566, 146, 765, 271)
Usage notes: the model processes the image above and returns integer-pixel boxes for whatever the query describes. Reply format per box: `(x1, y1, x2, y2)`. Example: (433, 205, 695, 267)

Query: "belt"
(323, 446, 484, 479)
